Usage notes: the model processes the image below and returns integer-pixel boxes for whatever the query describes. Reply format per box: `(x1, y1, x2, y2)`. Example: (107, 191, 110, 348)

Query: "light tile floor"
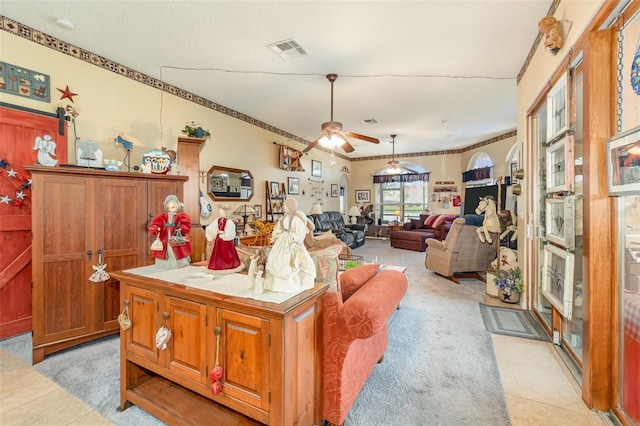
(0, 311, 608, 426)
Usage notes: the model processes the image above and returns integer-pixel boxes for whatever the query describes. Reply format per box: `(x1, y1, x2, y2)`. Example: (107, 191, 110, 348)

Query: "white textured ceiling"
(1, 0, 553, 158)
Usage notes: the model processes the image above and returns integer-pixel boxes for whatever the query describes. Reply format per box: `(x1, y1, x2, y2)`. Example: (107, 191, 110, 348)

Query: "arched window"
(466, 152, 493, 187)
(373, 162, 429, 223)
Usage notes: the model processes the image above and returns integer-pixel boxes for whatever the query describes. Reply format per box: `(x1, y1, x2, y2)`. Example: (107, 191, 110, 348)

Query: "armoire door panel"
(40, 179, 88, 256)
(40, 260, 89, 340)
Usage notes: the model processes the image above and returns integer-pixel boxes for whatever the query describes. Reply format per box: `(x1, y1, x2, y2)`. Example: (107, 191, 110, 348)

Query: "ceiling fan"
(384, 134, 418, 174)
(302, 73, 380, 154)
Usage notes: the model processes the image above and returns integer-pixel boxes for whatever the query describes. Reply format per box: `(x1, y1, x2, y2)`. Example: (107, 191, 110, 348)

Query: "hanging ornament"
(631, 35, 640, 95)
(210, 326, 224, 395)
(89, 250, 110, 282)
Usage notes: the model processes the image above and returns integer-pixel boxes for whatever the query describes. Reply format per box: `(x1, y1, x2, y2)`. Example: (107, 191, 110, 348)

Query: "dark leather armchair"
(308, 211, 366, 249)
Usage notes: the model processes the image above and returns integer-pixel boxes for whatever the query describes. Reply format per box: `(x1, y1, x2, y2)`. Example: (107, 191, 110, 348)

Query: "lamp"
(347, 206, 361, 224)
(309, 203, 323, 215)
(114, 135, 133, 171)
(394, 210, 401, 224)
(233, 204, 257, 230)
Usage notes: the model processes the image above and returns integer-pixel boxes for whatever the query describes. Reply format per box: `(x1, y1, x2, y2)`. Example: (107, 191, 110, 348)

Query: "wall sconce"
(512, 169, 524, 196)
(514, 169, 525, 180)
(512, 184, 522, 196)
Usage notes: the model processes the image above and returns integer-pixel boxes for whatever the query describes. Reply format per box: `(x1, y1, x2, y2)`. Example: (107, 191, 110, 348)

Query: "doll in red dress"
(148, 195, 192, 269)
(206, 204, 243, 273)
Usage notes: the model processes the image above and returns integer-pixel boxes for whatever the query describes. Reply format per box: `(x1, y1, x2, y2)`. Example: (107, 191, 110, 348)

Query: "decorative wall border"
(352, 129, 517, 162)
(1, 15, 517, 162)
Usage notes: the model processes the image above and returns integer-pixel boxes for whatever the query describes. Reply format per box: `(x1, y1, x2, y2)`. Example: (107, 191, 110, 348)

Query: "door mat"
(479, 303, 550, 342)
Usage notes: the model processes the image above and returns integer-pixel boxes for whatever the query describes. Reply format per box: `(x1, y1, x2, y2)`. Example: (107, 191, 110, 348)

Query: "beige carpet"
(346, 240, 511, 425)
(0, 239, 510, 425)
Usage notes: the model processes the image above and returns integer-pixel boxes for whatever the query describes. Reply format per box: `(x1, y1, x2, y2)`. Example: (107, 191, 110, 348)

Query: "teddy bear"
(491, 247, 518, 271)
(538, 16, 563, 54)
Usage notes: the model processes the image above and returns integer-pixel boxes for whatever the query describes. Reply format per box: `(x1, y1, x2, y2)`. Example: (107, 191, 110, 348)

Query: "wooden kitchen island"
(111, 267, 327, 425)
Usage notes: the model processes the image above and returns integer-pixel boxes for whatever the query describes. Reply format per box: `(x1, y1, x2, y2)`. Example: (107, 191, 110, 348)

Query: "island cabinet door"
(123, 285, 159, 362)
(212, 308, 270, 413)
(162, 296, 207, 384)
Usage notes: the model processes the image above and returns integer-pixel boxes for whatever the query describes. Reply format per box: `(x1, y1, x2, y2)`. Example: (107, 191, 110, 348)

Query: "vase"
(499, 289, 520, 304)
(193, 127, 205, 138)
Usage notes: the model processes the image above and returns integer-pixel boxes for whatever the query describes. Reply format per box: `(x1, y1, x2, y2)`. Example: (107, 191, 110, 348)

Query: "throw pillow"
(462, 214, 485, 226)
(424, 214, 440, 227)
(432, 214, 453, 229)
(339, 263, 380, 301)
(410, 219, 423, 229)
(311, 230, 342, 248)
(308, 243, 342, 290)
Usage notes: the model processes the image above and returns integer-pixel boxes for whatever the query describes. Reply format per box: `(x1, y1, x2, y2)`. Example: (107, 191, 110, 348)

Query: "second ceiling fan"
(302, 73, 380, 154)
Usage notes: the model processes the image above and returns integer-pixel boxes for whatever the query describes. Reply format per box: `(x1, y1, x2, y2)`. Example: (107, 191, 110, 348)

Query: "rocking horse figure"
(475, 195, 517, 244)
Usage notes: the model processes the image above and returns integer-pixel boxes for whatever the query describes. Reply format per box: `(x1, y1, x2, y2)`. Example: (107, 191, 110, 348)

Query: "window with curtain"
(374, 162, 429, 223)
(465, 152, 494, 186)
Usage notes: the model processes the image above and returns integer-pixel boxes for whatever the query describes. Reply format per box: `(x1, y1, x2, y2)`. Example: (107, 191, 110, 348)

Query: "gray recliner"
(425, 217, 497, 283)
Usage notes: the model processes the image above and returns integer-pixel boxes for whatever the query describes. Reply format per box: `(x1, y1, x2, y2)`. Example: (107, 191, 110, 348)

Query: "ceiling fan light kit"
(302, 74, 379, 155)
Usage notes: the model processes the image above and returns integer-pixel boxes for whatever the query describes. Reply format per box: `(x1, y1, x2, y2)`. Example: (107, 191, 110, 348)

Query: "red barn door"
(0, 105, 67, 338)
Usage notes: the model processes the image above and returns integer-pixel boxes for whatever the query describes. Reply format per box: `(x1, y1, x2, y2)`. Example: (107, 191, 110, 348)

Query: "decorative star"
(7, 168, 17, 178)
(57, 85, 78, 103)
(0, 159, 8, 168)
(14, 199, 24, 208)
(16, 191, 25, 200)
(0, 195, 11, 204)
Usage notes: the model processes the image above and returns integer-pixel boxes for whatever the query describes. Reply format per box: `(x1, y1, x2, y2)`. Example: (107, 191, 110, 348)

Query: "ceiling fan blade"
(302, 139, 320, 154)
(341, 140, 355, 153)
(345, 132, 380, 144)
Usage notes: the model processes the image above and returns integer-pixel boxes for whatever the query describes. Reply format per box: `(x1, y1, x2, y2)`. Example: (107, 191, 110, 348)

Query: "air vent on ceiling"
(267, 39, 308, 61)
(361, 119, 378, 125)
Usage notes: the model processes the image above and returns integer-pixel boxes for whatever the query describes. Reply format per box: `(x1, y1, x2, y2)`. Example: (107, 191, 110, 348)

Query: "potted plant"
(182, 121, 211, 138)
(495, 266, 524, 304)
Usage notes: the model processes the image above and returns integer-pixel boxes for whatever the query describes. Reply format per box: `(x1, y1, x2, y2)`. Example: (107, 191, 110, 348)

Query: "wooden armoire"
(27, 166, 187, 363)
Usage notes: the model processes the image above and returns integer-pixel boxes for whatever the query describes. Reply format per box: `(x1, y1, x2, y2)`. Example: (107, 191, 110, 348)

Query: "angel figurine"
(33, 135, 58, 166)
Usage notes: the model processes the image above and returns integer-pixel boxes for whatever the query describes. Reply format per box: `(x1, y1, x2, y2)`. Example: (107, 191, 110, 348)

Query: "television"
(463, 184, 507, 215)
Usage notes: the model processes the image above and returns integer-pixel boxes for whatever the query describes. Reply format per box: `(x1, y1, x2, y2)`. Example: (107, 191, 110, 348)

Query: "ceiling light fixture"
(371, 135, 430, 184)
(55, 18, 75, 30)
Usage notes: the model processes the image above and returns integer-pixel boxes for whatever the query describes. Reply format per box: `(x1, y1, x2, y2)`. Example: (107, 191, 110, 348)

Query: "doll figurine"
(264, 197, 315, 293)
(206, 204, 243, 274)
(148, 195, 192, 269)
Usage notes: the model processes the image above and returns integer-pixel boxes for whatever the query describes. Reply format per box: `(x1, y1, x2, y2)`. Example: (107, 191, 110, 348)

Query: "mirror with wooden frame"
(207, 165, 253, 201)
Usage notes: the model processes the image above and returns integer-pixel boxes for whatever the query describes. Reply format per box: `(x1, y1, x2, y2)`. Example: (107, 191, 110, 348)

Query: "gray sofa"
(307, 211, 366, 249)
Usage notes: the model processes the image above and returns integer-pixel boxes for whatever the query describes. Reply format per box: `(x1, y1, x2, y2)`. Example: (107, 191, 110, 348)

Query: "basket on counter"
(338, 254, 364, 271)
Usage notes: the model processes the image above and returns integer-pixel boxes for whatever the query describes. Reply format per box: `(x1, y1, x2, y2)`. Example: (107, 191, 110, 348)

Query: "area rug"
(479, 303, 550, 342)
(1, 240, 511, 425)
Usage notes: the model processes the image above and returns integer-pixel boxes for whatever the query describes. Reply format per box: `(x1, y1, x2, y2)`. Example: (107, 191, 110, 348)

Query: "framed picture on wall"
(311, 160, 322, 178)
(287, 177, 299, 195)
(545, 196, 575, 249)
(331, 184, 338, 197)
(253, 204, 262, 220)
(607, 124, 640, 195)
(546, 134, 575, 193)
(355, 189, 370, 203)
(546, 70, 570, 143)
(541, 244, 575, 319)
(270, 181, 280, 197)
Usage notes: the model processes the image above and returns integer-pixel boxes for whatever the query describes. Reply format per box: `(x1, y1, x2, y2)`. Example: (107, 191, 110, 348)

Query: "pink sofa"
(322, 265, 408, 425)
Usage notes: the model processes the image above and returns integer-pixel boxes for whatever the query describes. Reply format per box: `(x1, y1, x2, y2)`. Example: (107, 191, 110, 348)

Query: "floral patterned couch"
(322, 264, 408, 425)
